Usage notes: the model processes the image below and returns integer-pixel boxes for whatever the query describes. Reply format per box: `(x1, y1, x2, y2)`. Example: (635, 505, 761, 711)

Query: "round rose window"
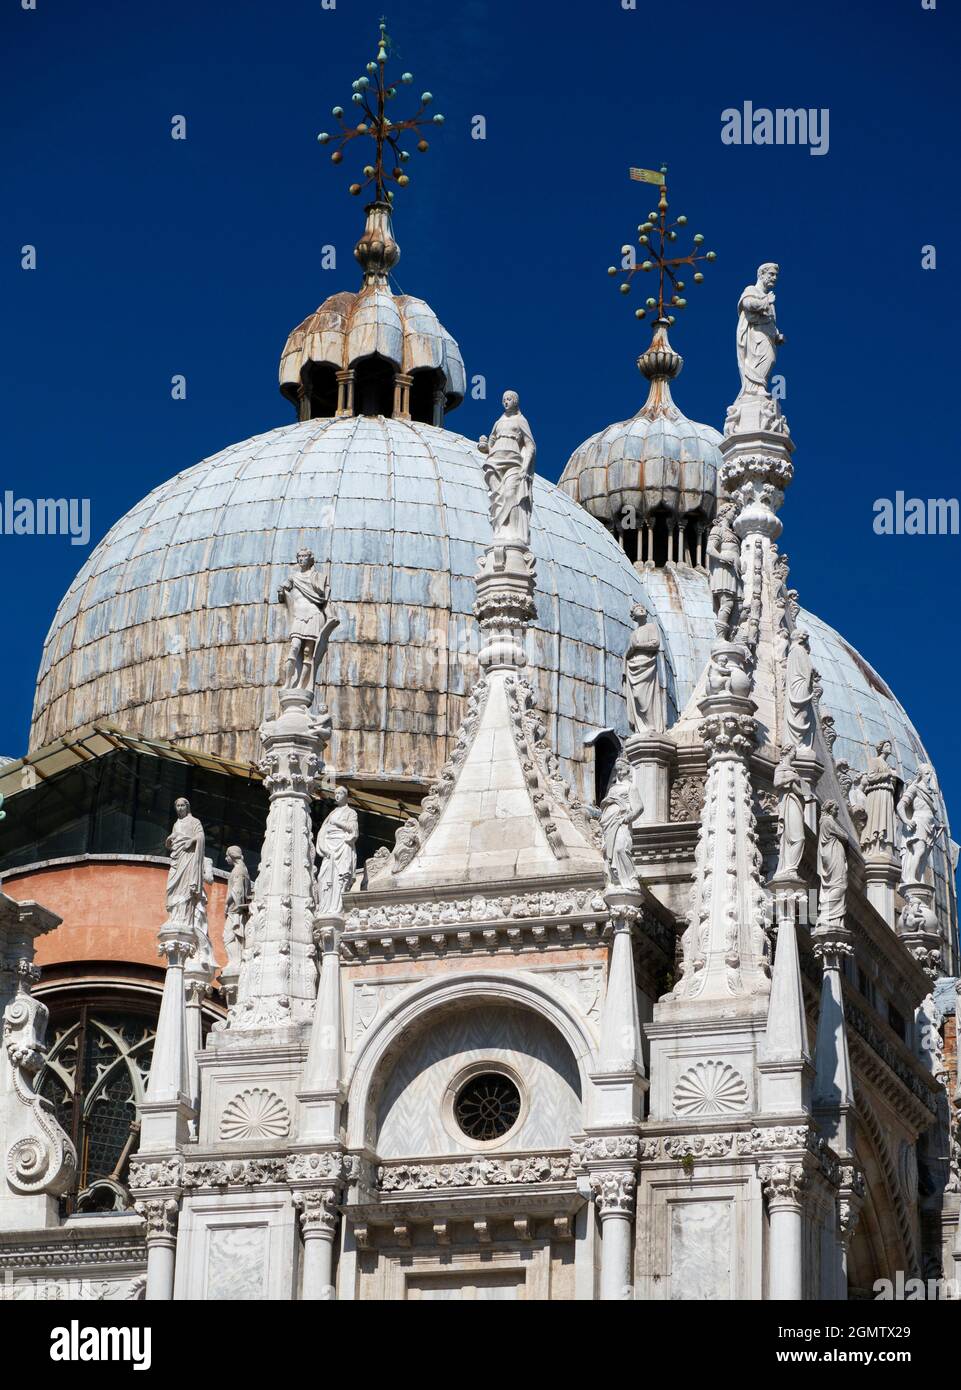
(453, 1072, 521, 1142)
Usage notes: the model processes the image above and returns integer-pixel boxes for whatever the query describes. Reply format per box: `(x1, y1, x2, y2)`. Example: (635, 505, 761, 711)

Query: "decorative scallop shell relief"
(672, 1061, 749, 1117)
(219, 1088, 290, 1141)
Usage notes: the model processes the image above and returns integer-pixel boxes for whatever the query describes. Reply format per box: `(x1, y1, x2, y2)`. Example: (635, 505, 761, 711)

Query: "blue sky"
(3, 0, 959, 822)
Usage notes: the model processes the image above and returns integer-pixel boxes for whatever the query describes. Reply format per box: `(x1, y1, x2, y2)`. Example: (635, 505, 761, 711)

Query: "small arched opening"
(300, 362, 338, 421)
(354, 353, 395, 417)
(409, 367, 446, 426)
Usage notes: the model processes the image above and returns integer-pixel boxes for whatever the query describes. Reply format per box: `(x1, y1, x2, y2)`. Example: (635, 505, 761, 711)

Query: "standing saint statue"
(277, 548, 340, 692)
(165, 798, 206, 930)
(773, 744, 806, 880)
(624, 603, 666, 734)
(599, 757, 643, 891)
(784, 629, 816, 750)
(706, 503, 742, 639)
(477, 390, 536, 548)
(897, 763, 942, 887)
(861, 739, 898, 857)
(223, 845, 252, 981)
(315, 786, 360, 917)
(816, 800, 849, 928)
(736, 262, 784, 396)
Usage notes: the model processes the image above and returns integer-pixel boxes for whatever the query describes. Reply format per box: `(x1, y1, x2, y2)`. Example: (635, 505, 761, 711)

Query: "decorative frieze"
(128, 1158, 183, 1193)
(378, 1152, 575, 1193)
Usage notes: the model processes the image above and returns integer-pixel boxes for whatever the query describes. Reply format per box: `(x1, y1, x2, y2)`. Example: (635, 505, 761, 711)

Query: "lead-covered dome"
(559, 320, 722, 566)
(31, 416, 649, 800)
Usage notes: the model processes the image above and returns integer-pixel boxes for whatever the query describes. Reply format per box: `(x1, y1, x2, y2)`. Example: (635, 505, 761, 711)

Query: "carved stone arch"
(344, 970, 600, 1152)
(854, 1084, 920, 1280)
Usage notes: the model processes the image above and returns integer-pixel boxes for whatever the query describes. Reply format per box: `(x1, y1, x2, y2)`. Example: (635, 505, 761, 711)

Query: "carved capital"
(759, 1160, 808, 1211)
(698, 711, 757, 763)
(294, 1187, 339, 1238)
(590, 1169, 636, 1217)
(135, 1197, 179, 1242)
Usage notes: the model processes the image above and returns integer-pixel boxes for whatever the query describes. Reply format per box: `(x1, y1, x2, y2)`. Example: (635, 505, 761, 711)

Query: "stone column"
(136, 1196, 180, 1301)
(296, 1188, 339, 1300)
(591, 1169, 637, 1299)
(812, 928, 856, 1154)
(761, 1160, 807, 1300)
(393, 372, 412, 420)
(335, 369, 355, 417)
(228, 687, 328, 1031)
(837, 1164, 865, 1299)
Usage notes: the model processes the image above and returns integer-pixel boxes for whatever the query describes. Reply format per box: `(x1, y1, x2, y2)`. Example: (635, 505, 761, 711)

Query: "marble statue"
(736, 262, 783, 396)
(784, 630, 816, 750)
(278, 549, 339, 692)
(223, 845, 252, 979)
(624, 603, 666, 734)
(705, 647, 752, 699)
(315, 786, 360, 917)
(165, 798, 206, 929)
(599, 757, 643, 890)
(773, 744, 805, 879)
(816, 800, 849, 928)
(706, 504, 742, 640)
(478, 390, 536, 548)
(862, 739, 898, 857)
(897, 763, 942, 887)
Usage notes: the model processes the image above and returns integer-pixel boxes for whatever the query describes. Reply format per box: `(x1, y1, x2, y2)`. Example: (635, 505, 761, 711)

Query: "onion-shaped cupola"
(558, 168, 722, 569)
(279, 22, 465, 425)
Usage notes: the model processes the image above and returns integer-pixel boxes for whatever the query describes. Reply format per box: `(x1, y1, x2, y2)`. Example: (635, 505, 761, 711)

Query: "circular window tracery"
(453, 1072, 521, 1142)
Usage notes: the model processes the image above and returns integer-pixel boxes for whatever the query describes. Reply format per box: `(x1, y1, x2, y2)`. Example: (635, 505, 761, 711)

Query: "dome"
(279, 202, 465, 424)
(31, 416, 650, 800)
(559, 320, 722, 567)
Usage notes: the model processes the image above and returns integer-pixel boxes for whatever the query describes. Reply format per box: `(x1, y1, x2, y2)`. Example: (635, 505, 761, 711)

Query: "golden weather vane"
(316, 19, 445, 203)
(608, 166, 717, 323)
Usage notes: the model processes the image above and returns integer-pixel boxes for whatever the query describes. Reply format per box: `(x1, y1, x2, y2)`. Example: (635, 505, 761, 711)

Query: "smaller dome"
(559, 319, 721, 567)
(279, 202, 464, 424)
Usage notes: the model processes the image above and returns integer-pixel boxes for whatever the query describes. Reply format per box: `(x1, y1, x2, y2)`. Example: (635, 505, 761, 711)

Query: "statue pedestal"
(863, 851, 900, 928)
(897, 884, 942, 979)
(623, 733, 674, 825)
(474, 541, 537, 671)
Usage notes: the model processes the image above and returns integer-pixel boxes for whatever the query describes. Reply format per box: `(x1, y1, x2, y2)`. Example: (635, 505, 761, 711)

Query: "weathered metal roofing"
(31, 417, 652, 799)
(279, 288, 466, 405)
(559, 409, 723, 526)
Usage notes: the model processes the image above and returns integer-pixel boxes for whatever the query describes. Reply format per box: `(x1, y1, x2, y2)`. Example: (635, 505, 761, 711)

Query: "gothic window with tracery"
(35, 1007, 156, 1200)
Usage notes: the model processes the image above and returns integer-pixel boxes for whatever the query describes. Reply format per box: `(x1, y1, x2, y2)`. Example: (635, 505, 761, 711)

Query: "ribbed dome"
(559, 320, 722, 566)
(280, 287, 465, 410)
(31, 416, 651, 799)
